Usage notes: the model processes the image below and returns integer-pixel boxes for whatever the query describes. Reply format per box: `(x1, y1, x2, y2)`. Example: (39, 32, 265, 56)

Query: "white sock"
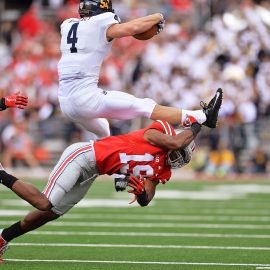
(181, 110, 206, 124)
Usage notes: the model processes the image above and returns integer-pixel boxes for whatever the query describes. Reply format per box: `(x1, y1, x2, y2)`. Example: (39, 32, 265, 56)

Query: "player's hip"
(58, 78, 99, 97)
(43, 142, 98, 198)
(59, 87, 108, 118)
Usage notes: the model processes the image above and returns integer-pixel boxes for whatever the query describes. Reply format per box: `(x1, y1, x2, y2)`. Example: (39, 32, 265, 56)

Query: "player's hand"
(114, 176, 129, 192)
(157, 13, 165, 35)
(182, 115, 198, 127)
(4, 92, 28, 109)
(127, 176, 145, 196)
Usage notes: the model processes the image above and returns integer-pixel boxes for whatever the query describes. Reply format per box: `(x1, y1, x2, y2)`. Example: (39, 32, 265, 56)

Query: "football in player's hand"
(133, 25, 158, 40)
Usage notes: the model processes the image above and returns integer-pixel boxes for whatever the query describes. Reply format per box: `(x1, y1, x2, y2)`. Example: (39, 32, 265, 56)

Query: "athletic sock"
(1, 222, 24, 242)
(181, 110, 206, 125)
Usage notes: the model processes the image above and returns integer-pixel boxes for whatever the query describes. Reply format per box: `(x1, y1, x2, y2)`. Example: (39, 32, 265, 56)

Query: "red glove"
(127, 176, 146, 205)
(127, 176, 145, 196)
(4, 92, 28, 109)
(182, 115, 198, 127)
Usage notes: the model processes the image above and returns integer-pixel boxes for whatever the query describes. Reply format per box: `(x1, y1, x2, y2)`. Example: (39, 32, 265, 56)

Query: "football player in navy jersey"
(58, 0, 222, 140)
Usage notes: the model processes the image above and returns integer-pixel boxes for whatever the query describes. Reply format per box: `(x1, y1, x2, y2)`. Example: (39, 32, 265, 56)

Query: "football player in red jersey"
(0, 116, 202, 261)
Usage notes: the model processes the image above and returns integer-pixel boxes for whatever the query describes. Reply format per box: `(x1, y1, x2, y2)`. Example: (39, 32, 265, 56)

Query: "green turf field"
(1, 177, 270, 270)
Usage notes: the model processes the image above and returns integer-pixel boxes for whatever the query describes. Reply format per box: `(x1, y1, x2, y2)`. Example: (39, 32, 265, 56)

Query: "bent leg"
(1, 210, 59, 242)
(92, 90, 206, 125)
(150, 105, 182, 125)
(78, 118, 110, 139)
(0, 167, 51, 211)
(21, 210, 59, 233)
(99, 90, 156, 119)
(12, 180, 52, 211)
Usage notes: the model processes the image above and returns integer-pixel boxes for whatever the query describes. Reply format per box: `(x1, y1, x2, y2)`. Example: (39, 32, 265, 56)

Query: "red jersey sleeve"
(148, 166, 172, 184)
(145, 120, 176, 136)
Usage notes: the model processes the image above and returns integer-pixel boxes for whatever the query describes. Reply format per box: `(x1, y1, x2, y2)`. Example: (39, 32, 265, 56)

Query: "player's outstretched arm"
(0, 92, 28, 111)
(107, 13, 164, 40)
(144, 121, 201, 151)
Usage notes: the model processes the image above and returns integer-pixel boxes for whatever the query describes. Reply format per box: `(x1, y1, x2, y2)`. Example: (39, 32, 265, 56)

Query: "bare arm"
(144, 126, 200, 151)
(106, 13, 162, 40)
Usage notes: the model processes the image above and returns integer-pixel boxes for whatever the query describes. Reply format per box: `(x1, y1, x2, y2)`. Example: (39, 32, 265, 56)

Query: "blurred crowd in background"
(0, 0, 269, 177)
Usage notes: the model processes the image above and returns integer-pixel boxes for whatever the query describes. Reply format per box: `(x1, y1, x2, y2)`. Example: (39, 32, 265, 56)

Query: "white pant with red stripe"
(58, 84, 156, 140)
(43, 142, 98, 215)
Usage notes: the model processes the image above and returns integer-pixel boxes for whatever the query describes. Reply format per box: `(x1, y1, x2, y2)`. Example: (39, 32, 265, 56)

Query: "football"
(133, 25, 158, 40)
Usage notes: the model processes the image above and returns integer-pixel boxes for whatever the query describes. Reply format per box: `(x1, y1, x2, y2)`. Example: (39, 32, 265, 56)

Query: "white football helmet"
(167, 129, 196, 169)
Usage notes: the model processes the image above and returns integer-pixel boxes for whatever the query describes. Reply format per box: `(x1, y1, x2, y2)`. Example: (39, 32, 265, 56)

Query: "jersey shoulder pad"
(147, 120, 176, 136)
(95, 12, 120, 26)
(61, 18, 80, 27)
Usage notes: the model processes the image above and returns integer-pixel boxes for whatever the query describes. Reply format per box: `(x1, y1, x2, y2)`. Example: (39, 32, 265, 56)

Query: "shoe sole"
(204, 88, 223, 128)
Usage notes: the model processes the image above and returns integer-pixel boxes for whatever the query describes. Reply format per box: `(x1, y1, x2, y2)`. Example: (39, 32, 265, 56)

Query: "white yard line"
(1, 221, 270, 230)
(28, 230, 270, 239)
(3, 210, 270, 222)
(4, 258, 270, 267)
(9, 243, 270, 251)
(63, 213, 270, 222)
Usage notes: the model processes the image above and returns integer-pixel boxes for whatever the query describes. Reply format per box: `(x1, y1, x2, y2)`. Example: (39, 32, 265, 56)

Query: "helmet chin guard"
(79, 0, 114, 17)
(168, 143, 194, 169)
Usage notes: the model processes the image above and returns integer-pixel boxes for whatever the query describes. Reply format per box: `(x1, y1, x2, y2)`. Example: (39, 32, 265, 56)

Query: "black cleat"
(201, 88, 223, 128)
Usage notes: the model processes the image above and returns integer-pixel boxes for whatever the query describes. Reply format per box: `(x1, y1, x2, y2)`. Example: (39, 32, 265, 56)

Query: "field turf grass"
(1, 177, 270, 270)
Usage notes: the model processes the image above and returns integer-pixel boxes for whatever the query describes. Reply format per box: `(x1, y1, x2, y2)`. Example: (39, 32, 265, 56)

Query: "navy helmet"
(79, 0, 114, 17)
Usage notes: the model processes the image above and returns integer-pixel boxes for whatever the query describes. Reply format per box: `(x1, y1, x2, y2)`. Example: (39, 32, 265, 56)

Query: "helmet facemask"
(168, 146, 193, 169)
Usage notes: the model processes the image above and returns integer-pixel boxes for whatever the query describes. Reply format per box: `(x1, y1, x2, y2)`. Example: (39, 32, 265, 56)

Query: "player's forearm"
(172, 123, 201, 150)
(145, 128, 196, 151)
(120, 13, 161, 36)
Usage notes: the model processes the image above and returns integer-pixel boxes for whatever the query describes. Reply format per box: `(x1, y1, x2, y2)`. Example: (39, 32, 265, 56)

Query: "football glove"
(127, 175, 145, 196)
(114, 176, 129, 192)
(157, 13, 165, 35)
(1, 92, 28, 110)
(127, 175, 146, 205)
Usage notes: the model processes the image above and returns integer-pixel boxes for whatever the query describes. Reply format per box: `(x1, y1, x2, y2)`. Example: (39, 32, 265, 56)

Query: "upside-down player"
(58, 0, 221, 140)
(0, 103, 221, 261)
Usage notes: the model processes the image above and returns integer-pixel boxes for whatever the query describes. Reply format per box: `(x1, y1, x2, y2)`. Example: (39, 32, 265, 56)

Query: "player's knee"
(132, 97, 156, 119)
(33, 196, 52, 211)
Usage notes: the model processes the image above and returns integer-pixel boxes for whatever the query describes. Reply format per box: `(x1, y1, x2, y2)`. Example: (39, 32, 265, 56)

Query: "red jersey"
(93, 120, 176, 184)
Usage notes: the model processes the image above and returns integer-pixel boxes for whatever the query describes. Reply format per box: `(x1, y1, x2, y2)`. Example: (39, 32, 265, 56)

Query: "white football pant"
(43, 142, 98, 215)
(58, 86, 156, 139)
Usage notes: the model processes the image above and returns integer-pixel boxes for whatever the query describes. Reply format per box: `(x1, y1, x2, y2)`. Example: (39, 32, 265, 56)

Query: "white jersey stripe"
(156, 120, 169, 135)
(165, 121, 173, 136)
(44, 145, 92, 197)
